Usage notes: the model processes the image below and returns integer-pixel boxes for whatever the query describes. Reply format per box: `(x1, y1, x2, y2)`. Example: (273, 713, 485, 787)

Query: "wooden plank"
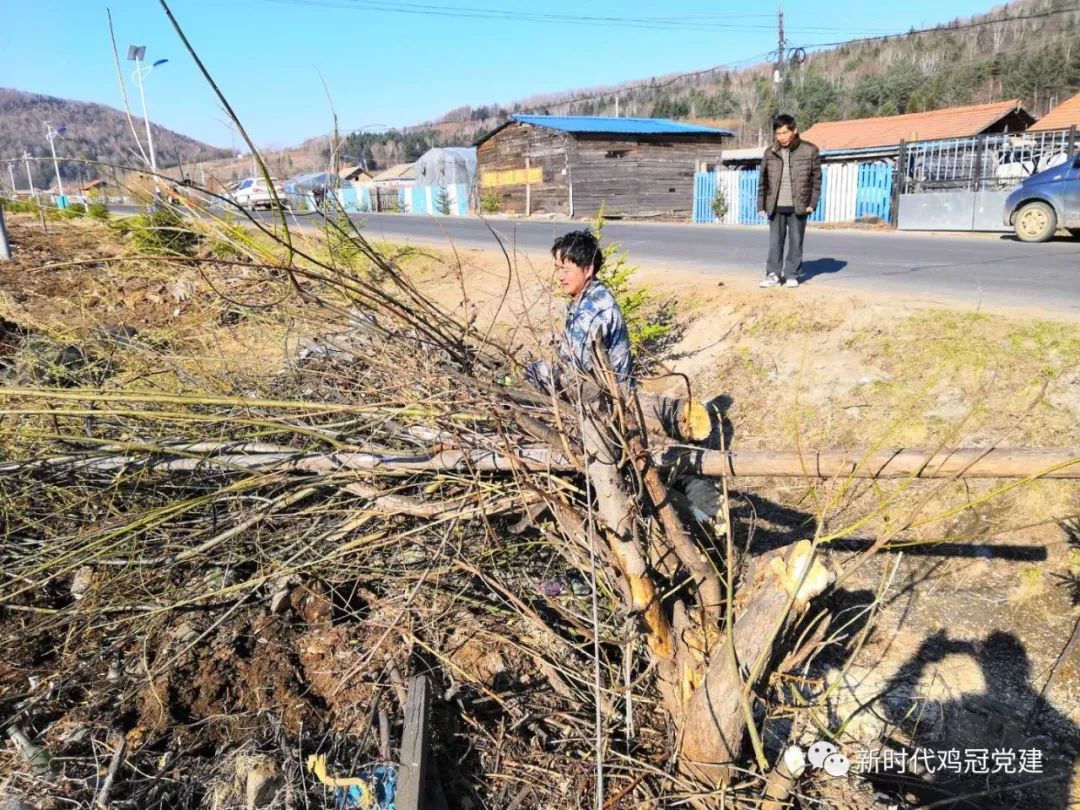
(397, 675, 431, 810)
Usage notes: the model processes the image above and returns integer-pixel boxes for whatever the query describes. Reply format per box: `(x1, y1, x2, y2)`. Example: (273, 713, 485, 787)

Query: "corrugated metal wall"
(821, 163, 852, 222)
(856, 163, 893, 222)
(336, 184, 470, 216)
(693, 161, 893, 225)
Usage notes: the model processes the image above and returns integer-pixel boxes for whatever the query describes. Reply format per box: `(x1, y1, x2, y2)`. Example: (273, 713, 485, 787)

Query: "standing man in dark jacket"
(757, 114, 822, 288)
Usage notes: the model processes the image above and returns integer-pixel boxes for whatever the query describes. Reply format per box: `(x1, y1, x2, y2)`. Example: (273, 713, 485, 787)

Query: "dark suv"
(1003, 153, 1080, 242)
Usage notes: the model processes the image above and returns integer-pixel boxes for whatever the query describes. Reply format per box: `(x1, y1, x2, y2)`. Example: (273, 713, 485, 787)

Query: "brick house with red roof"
(800, 100, 1035, 151)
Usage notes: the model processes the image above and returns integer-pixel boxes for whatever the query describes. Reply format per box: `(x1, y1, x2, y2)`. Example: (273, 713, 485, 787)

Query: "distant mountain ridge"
(9, 0, 1076, 191)
(0, 88, 231, 190)
(338, 0, 1080, 161)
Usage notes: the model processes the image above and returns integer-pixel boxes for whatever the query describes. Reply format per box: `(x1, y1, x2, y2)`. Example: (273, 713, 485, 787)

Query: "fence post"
(0, 202, 11, 261)
(890, 141, 905, 228)
(970, 134, 985, 193)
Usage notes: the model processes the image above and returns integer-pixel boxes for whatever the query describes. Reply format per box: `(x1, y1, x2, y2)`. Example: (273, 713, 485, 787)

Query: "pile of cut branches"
(0, 193, 851, 809)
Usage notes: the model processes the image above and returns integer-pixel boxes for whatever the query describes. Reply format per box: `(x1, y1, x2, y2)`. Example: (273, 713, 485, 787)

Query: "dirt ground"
(1, 214, 1079, 808)
(400, 236, 1080, 807)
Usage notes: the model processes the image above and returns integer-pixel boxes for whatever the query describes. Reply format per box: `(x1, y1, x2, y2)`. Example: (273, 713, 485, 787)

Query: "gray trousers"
(765, 208, 808, 280)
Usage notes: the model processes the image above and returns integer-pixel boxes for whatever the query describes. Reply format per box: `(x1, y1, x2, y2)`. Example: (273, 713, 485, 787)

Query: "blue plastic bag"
(333, 764, 397, 810)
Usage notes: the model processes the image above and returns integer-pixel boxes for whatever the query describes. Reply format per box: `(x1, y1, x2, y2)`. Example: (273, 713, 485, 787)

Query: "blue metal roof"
(510, 114, 733, 136)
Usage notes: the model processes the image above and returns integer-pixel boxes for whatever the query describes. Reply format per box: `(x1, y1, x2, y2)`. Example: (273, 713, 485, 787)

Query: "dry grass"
(1, 210, 1078, 810)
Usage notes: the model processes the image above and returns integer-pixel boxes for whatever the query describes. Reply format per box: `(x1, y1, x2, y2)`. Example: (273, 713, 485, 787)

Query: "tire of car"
(1013, 201, 1057, 243)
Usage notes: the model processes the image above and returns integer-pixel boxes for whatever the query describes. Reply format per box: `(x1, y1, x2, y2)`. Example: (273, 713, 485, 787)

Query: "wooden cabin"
(475, 115, 732, 218)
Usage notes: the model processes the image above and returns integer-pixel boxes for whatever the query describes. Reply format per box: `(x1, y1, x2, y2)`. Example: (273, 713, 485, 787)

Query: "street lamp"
(127, 46, 168, 179)
(44, 123, 66, 202)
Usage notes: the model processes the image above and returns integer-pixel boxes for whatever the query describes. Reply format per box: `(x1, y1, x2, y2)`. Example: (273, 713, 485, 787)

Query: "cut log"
(8, 442, 1077, 480)
(664, 446, 1080, 480)
(679, 585, 790, 784)
(679, 541, 833, 785)
(580, 419, 675, 664)
(627, 428, 723, 624)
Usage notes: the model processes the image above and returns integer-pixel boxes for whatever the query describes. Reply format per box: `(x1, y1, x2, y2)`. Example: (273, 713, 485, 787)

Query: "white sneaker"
(759, 275, 781, 288)
(784, 277, 800, 287)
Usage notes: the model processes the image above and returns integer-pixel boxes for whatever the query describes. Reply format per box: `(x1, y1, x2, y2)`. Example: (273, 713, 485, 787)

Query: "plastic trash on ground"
(307, 754, 397, 809)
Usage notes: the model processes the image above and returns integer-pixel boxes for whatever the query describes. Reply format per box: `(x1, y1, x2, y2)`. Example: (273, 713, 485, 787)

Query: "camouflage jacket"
(557, 280, 633, 385)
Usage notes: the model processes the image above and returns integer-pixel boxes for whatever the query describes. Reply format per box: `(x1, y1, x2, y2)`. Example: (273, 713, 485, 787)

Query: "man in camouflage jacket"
(525, 229, 632, 393)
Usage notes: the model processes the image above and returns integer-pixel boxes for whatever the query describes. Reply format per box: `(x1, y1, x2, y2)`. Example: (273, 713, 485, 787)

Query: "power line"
(315, 0, 782, 23)
(517, 3, 1080, 116)
(295, 1, 1080, 129)
(514, 50, 778, 116)
(257, 0, 902, 34)
(799, 4, 1080, 50)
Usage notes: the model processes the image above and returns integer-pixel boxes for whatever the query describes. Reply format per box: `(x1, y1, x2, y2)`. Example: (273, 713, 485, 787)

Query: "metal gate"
(374, 187, 402, 212)
(897, 127, 1077, 231)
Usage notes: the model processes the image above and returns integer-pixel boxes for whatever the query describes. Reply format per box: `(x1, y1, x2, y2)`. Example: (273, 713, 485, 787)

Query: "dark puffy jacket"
(758, 138, 822, 215)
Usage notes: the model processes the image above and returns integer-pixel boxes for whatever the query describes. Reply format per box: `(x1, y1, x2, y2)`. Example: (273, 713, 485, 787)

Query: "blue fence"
(336, 187, 367, 212)
(694, 161, 894, 225)
(409, 184, 470, 216)
(739, 171, 766, 225)
(809, 168, 828, 223)
(333, 184, 470, 215)
(693, 172, 717, 224)
(856, 162, 893, 222)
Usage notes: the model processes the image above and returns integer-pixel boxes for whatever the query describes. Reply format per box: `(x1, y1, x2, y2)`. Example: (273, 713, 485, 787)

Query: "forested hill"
(0, 88, 231, 190)
(341, 0, 1080, 161)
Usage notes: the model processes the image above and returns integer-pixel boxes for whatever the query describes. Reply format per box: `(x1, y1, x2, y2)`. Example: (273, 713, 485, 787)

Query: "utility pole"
(774, 6, 787, 110)
(45, 122, 66, 202)
(7, 162, 16, 197)
(23, 152, 35, 197)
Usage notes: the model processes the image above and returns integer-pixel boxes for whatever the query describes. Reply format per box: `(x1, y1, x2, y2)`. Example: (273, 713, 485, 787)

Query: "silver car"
(1003, 153, 1080, 242)
(230, 177, 287, 210)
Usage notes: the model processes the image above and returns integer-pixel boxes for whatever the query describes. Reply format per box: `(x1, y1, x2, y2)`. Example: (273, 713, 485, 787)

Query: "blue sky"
(2, 0, 997, 150)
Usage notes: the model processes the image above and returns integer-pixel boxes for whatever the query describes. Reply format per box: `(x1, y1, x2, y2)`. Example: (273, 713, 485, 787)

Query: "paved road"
(121, 206, 1080, 315)
(323, 213, 1080, 316)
